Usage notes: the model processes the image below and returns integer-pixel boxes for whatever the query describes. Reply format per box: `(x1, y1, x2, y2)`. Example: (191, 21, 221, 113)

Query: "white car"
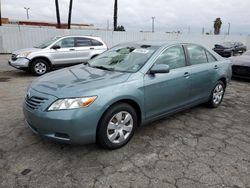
(9, 35, 108, 75)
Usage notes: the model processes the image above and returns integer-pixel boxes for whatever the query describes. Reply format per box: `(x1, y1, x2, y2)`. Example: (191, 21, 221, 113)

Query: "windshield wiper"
(91, 65, 114, 71)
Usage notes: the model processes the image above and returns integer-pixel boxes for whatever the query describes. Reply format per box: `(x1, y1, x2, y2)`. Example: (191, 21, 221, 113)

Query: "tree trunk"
(55, 0, 61, 28)
(113, 0, 117, 31)
(68, 0, 73, 29)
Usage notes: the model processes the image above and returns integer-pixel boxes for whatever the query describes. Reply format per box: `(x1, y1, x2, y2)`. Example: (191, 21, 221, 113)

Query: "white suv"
(9, 35, 108, 75)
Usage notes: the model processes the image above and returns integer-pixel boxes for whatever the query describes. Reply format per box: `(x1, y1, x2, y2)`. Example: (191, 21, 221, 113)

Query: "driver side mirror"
(150, 64, 170, 74)
(51, 45, 61, 50)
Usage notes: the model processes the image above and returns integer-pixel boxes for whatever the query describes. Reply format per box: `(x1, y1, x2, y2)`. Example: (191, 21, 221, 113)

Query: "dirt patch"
(0, 77, 11, 82)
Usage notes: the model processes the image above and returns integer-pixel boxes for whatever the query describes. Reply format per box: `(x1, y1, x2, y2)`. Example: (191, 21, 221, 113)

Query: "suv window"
(206, 51, 217, 62)
(76, 37, 91, 47)
(186, 45, 207, 65)
(91, 39, 103, 46)
(55, 37, 75, 48)
(154, 45, 186, 70)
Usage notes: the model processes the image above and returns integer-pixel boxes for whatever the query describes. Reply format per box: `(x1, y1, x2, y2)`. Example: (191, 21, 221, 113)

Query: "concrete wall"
(0, 25, 249, 53)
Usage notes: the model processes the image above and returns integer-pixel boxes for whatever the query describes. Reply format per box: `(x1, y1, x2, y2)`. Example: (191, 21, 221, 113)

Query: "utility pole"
(113, 0, 118, 31)
(152, 17, 155, 32)
(24, 7, 30, 20)
(55, 0, 61, 28)
(0, 0, 2, 26)
(228, 22, 230, 35)
(68, 0, 73, 29)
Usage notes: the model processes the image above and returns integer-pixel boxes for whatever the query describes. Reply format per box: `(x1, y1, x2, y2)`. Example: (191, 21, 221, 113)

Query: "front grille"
(25, 96, 47, 110)
(11, 54, 17, 61)
(232, 65, 250, 77)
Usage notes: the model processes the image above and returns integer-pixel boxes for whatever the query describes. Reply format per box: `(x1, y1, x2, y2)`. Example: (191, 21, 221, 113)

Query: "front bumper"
(8, 57, 30, 70)
(23, 88, 102, 144)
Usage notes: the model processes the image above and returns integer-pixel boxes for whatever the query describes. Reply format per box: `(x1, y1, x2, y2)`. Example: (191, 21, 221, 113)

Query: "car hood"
(30, 64, 132, 98)
(12, 47, 41, 55)
(230, 55, 250, 66)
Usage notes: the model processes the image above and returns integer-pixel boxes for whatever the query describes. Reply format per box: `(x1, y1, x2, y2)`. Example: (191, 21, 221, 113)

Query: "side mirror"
(51, 45, 61, 50)
(150, 64, 170, 74)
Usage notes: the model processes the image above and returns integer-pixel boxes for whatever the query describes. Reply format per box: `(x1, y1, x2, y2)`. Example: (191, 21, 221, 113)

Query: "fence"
(0, 25, 249, 53)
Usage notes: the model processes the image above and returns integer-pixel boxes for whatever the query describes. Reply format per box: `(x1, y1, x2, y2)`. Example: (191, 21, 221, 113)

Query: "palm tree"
(113, 0, 118, 31)
(55, 0, 61, 28)
(214, 18, 222, 35)
(68, 0, 73, 29)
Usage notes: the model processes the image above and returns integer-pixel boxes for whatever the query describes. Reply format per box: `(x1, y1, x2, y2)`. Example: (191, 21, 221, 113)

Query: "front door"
(144, 45, 190, 119)
(49, 37, 78, 65)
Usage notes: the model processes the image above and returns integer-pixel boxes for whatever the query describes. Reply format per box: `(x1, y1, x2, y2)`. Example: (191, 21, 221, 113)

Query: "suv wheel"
(30, 59, 49, 76)
(97, 103, 137, 149)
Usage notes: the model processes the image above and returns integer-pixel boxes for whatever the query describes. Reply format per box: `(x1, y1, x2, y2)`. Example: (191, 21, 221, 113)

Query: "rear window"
(91, 39, 103, 46)
(76, 37, 91, 47)
(186, 45, 207, 65)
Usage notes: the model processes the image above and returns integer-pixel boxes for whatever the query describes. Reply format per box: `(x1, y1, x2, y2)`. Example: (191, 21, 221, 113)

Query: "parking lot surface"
(0, 55, 250, 188)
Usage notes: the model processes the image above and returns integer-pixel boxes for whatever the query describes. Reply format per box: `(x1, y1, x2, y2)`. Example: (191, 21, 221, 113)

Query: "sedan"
(213, 42, 247, 57)
(23, 42, 232, 149)
(230, 50, 250, 79)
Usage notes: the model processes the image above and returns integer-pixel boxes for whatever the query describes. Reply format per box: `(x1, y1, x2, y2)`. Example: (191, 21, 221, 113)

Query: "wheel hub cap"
(213, 84, 224, 105)
(107, 111, 133, 144)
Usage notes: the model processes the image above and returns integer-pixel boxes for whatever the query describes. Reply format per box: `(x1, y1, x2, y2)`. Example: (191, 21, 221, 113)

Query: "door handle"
(214, 65, 218, 69)
(69, 49, 75, 51)
(89, 47, 95, 50)
(184, 72, 190, 78)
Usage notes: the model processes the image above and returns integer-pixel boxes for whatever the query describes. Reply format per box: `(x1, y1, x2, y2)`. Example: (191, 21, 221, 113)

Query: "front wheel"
(207, 81, 225, 108)
(30, 59, 49, 76)
(97, 103, 137, 149)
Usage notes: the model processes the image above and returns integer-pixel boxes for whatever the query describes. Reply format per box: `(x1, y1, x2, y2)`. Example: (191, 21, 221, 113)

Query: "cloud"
(1, 0, 250, 34)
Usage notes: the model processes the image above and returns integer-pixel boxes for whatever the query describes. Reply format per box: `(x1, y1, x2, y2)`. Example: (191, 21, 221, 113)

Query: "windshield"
(34, 36, 61, 49)
(88, 44, 159, 73)
(221, 42, 234, 47)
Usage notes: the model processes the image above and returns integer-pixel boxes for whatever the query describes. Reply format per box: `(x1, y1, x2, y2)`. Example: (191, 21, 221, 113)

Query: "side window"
(91, 39, 103, 46)
(75, 37, 91, 47)
(186, 45, 207, 65)
(154, 45, 186, 70)
(55, 37, 75, 48)
(206, 51, 217, 62)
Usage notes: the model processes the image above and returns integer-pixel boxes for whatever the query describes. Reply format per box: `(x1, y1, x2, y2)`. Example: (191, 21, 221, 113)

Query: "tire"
(30, 59, 49, 76)
(97, 103, 137, 149)
(207, 80, 225, 108)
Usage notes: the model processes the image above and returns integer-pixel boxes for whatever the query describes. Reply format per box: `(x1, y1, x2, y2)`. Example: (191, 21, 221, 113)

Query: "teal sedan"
(23, 41, 232, 149)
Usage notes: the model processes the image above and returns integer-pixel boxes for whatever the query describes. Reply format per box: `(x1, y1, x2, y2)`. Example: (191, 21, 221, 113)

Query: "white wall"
(0, 25, 249, 53)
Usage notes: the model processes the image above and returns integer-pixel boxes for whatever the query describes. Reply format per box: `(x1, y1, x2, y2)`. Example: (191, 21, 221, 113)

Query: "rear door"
(49, 37, 77, 65)
(184, 44, 218, 102)
(144, 45, 190, 119)
(74, 37, 93, 63)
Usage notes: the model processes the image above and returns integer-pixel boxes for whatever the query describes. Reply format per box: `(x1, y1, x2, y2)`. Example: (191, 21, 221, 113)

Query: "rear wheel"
(208, 81, 225, 108)
(97, 103, 137, 149)
(30, 59, 49, 76)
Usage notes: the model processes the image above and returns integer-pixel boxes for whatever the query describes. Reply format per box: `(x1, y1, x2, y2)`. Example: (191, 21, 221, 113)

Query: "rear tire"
(97, 103, 137, 149)
(207, 80, 225, 108)
(30, 59, 49, 76)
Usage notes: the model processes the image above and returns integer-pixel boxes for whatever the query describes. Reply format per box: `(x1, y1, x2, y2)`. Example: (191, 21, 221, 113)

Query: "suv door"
(184, 44, 218, 102)
(144, 45, 190, 119)
(49, 37, 77, 65)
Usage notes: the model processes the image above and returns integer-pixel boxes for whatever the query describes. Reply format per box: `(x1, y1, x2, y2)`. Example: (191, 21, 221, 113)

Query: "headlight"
(48, 96, 97, 111)
(17, 52, 31, 58)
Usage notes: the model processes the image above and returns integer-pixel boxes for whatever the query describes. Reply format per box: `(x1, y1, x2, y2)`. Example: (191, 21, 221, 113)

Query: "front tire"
(208, 81, 225, 108)
(97, 103, 137, 149)
(30, 59, 49, 76)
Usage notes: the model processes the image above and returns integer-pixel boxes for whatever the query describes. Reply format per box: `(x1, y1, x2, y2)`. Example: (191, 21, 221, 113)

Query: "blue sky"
(2, 0, 250, 35)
